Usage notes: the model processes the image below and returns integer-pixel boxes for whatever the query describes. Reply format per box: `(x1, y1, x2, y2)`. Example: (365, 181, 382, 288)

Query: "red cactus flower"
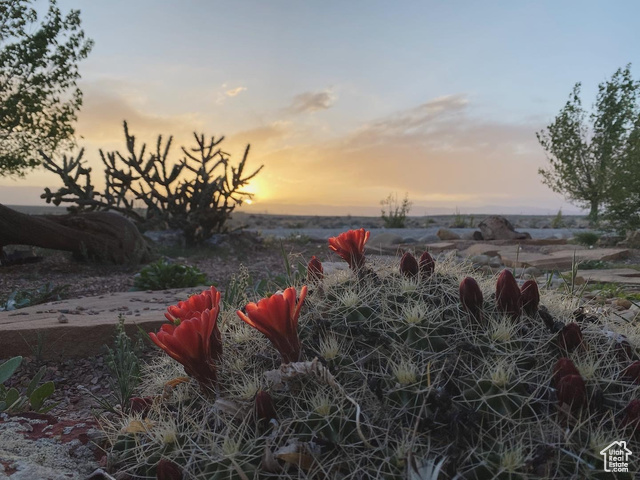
(307, 256, 324, 283)
(328, 228, 370, 270)
(520, 280, 540, 315)
(149, 308, 221, 389)
(622, 361, 640, 384)
(552, 358, 580, 389)
(496, 269, 521, 319)
(165, 286, 220, 324)
(156, 458, 183, 480)
(237, 286, 308, 364)
(459, 277, 483, 323)
(419, 251, 435, 277)
(621, 399, 640, 432)
(129, 396, 155, 415)
(556, 374, 587, 410)
(557, 322, 583, 353)
(400, 252, 419, 278)
(164, 286, 222, 361)
(255, 390, 277, 422)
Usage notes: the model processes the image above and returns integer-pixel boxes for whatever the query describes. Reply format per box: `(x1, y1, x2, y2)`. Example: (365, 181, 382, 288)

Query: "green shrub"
(551, 208, 564, 228)
(133, 259, 207, 290)
(573, 231, 601, 246)
(381, 192, 412, 228)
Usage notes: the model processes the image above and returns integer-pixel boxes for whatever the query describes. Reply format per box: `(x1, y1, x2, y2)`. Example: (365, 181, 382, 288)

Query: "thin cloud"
(226, 86, 247, 97)
(289, 89, 336, 113)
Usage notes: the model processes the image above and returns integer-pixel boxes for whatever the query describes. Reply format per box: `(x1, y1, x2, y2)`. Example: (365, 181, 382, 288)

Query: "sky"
(2, 0, 640, 215)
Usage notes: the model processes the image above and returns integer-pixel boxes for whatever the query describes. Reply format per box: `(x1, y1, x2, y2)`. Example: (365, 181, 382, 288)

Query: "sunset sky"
(2, 0, 640, 215)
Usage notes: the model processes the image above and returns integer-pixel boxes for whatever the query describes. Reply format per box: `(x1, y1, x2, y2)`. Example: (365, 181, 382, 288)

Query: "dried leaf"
(122, 419, 154, 433)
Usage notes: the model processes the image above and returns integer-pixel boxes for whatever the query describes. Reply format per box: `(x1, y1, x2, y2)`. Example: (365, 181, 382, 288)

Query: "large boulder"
(436, 228, 460, 241)
(478, 215, 531, 241)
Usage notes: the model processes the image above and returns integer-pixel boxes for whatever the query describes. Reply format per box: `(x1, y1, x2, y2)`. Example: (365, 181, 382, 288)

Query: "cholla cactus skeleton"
(105, 230, 640, 479)
(40, 122, 263, 244)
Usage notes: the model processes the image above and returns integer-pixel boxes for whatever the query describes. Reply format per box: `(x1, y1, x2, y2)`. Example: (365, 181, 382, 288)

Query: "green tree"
(0, 0, 93, 176)
(603, 115, 640, 232)
(537, 65, 639, 223)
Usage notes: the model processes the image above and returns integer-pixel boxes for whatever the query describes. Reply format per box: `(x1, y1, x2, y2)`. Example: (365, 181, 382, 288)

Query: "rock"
(598, 234, 624, 247)
(478, 215, 532, 241)
(367, 233, 404, 249)
(524, 266, 542, 277)
(418, 234, 440, 244)
(488, 256, 503, 268)
(619, 230, 640, 249)
(470, 255, 490, 266)
(472, 231, 484, 241)
(436, 228, 460, 241)
(614, 298, 633, 310)
(463, 244, 501, 257)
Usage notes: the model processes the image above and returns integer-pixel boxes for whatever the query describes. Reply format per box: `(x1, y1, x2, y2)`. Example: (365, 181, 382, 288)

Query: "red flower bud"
(307, 256, 324, 283)
(400, 252, 419, 278)
(622, 361, 640, 384)
(129, 396, 154, 415)
(459, 277, 483, 323)
(621, 399, 640, 432)
(520, 280, 540, 315)
(418, 251, 435, 277)
(552, 358, 580, 389)
(157, 458, 183, 480)
(556, 374, 587, 410)
(255, 390, 277, 422)
(557, 322, 583, 353)
(496, 269, 521, 319)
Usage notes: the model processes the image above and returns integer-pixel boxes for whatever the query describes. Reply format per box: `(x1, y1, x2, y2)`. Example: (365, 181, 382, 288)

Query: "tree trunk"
(588, 199, 599, 224)
(0, 204, 152, 265)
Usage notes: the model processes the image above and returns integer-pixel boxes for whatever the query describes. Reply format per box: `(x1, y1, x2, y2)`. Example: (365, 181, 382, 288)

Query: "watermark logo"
(600, 441, 632, 473)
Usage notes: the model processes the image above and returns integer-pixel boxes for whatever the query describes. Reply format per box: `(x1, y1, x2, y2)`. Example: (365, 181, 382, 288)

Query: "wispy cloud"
(289, 89, 336, 113)
(226, 86, 247, 97)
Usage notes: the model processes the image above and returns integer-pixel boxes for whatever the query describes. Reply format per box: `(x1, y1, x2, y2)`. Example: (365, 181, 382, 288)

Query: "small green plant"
(101, 316, 144, 412)
(132, 259, 207, 290)
(0, 356, 56, 413)
(573, 231, 601, 246)
(381, 192, 412, 228)
(254, 242, 307, 296)
(551, 208, 564, 228)
(0, 283, 70, 311)
(578, 259, 609, 270)
(450, 207, 469, 228)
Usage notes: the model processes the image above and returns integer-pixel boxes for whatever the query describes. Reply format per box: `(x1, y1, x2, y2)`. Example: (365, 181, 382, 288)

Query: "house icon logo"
(600, 441, 632, 473)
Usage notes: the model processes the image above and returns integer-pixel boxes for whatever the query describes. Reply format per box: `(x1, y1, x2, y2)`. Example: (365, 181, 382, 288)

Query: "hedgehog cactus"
(107, 229, 640, 479)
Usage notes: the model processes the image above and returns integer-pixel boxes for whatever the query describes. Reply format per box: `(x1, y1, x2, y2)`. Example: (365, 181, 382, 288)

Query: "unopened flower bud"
(622, 361, 640, 384)
(400, 252, 419, 278)
(556, 374, 587, 410)
(255, 390, 277, 423)
(129, 396, 154, 415)
(307, 256, 324, 283)
(557, 322, 583, 353)
(419, 251, 435, 277)
(520, 280, 540, 315)
(157, 458, 183, 480)
(552, 358, 580, 389)
(496, 269, 521, 319)
(621, 399, 640, 432)
(459, 277, 483, 323)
